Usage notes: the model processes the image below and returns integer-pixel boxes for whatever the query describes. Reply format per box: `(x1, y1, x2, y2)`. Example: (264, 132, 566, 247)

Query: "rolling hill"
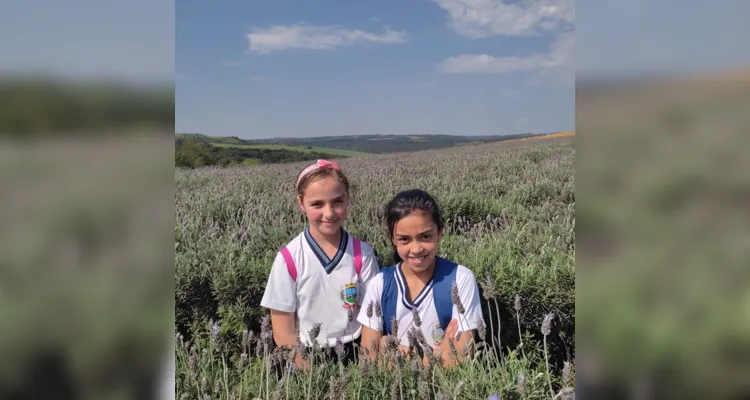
(176, 131, 565, 155)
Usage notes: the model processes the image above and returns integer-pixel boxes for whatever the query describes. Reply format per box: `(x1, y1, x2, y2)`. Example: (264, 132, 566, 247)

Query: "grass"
(210, 142, 369, 157)
(175, 294, 575, 399)
(175, 136, 575, 399)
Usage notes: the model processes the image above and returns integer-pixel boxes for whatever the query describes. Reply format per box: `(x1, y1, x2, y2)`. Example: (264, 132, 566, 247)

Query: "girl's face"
(297, 175, 349, 238)
(392, 210, 444, 274)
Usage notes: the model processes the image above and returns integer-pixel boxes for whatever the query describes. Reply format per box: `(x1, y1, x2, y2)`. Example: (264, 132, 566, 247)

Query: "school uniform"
(261, 227, 380, 349)
(356, 257, 483, 349)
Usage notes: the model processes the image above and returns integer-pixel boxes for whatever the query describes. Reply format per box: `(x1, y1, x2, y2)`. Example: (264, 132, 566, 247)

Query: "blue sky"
(175, 0, 576, 139)
(3, 0, 749, 139)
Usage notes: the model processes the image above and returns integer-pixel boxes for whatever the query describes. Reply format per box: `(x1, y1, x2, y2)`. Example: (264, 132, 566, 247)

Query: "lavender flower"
(260, 314, 271, 335)
(516, 372, 526, 395)
(255, 337, 263, 357)
(541, 312, 554, 336)
(451, 281, 465, 314)
(480, 274, 498, 299)
(410, 359, 420, 378)
(334, 337, 346, 363)
(477, 317, 486, 341)
(514, 294, 521, 312)
(188, 346, 197, 376)
(559, 387, 575, 400)
(448, 337, 459, 360)
(209, 319, 220, 342)
(411, 308, 422, 327)
(309, 322, 322, 341)
(562, 361, 573, 387)
(406, 328, 418, 353)
(366, 300, 374, 318)
(374, 302, 382, 318)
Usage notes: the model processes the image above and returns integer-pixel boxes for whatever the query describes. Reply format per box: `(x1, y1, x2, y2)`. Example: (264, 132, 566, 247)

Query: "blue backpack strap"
(380, 265, 398, 335)
(431, 257, 459, 332)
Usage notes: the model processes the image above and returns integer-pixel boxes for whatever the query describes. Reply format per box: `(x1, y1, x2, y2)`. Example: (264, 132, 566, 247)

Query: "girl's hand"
(437, 319, 459, 352)
(437, 319, 460, 367)
(444, 319, 459, 343)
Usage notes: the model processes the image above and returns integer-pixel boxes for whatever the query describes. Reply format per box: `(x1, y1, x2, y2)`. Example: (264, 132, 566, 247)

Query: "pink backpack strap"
(353, 238, 362, 277)
(280, 247, 297, 282)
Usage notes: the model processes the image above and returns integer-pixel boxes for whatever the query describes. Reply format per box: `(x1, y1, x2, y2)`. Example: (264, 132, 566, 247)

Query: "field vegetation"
(175, 137, 350, 168)
(175, 136, 575, 399)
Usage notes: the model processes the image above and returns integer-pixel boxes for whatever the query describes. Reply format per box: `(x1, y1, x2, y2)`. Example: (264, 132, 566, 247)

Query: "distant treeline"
(0, 76, 173, 136)
(175, 137, 341, 168)
(177, 132, 546, 154)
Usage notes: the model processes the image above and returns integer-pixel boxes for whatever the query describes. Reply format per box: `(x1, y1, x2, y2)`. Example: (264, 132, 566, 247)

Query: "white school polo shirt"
(261, 227, 380, 348)
(356, 262, 483, 349)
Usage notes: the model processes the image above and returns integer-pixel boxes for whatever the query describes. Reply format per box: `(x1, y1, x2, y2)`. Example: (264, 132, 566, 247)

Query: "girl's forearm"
(272, 328, 298, 347)
(269, 310, 298, 347)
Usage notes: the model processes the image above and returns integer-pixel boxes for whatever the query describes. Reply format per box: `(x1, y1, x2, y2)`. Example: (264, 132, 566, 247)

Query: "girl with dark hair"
(356, 189, 483, 367)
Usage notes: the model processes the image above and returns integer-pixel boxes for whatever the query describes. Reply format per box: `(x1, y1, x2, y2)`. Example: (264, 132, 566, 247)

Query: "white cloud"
(439, 31, 573, 74)
(246, 24, 406, 54)
(433, 0, 574, 38)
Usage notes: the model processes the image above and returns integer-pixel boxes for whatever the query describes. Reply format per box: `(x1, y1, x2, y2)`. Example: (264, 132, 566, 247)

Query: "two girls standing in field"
(261, 159, 483, 368)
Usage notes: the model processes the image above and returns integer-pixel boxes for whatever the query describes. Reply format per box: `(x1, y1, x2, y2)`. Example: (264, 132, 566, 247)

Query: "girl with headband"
(260, 159, 380, 367)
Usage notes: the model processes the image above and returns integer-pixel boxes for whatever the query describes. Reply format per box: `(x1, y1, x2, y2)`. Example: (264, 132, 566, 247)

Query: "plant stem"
(306, 348, 314, 400)
(492, 298, 502, 358)
(222, 355, 229, 400)
(544, 335, 554, 398)
(486, 300, 499, 361)
(516, 310, 526, 358)
(266, 356, 270, 400)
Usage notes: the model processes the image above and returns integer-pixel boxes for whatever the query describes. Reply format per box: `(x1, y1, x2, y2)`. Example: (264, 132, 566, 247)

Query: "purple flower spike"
(488, 394, 500, 400)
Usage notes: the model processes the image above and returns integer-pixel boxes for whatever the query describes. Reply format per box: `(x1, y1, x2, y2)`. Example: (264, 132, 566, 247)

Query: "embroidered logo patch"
(430, 323, 445, 343)
(340, 282, 358, 309)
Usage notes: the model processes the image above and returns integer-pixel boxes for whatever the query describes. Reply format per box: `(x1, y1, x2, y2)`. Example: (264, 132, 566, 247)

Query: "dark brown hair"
(385, 189, 444, 263)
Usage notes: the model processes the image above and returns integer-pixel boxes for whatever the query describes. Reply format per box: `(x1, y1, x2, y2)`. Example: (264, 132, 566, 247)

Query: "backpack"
(279, 237, 363, 282)
(380, 256, 458, 335)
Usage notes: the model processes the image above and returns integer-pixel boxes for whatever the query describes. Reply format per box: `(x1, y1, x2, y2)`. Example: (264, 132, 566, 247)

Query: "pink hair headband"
(296, 159, 341, 188)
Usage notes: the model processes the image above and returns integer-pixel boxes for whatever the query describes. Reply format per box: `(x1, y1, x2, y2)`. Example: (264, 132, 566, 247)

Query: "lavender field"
(175, 136, 575, 399)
